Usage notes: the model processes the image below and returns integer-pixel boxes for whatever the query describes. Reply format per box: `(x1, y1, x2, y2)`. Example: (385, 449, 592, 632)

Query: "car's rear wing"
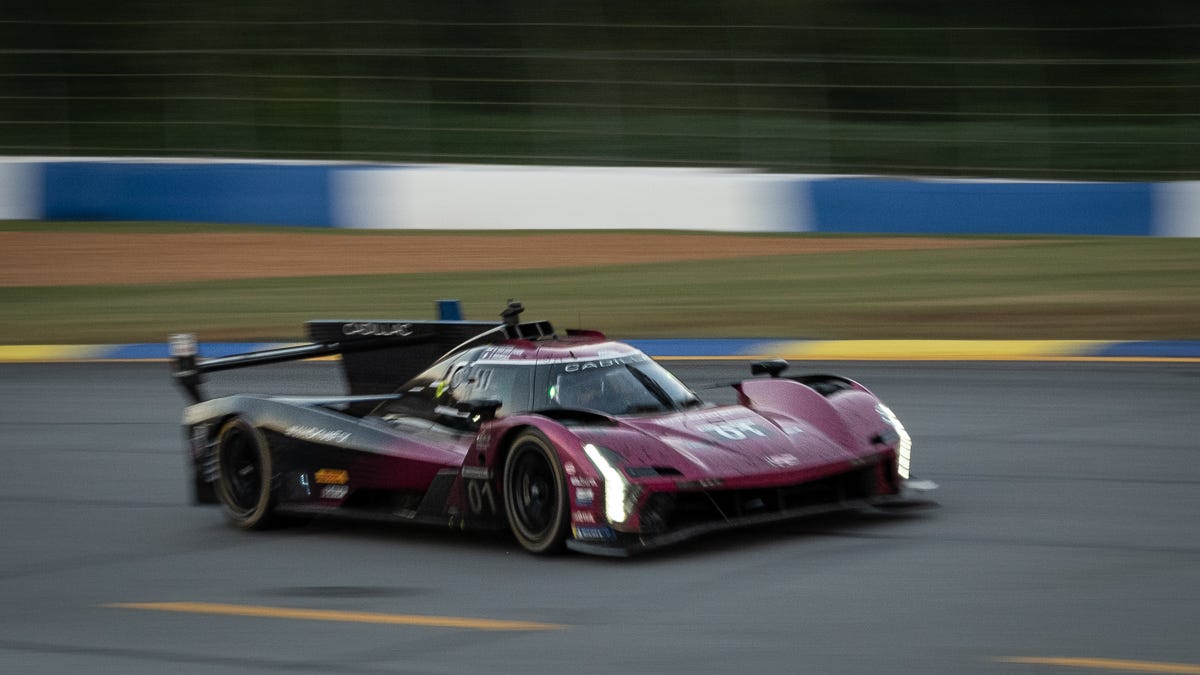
(171, 302, 555, 402)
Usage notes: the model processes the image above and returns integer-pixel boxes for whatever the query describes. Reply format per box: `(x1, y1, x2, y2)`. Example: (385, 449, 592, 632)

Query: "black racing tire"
(215, 417, 279, 530)
(503, 430, 570, 555)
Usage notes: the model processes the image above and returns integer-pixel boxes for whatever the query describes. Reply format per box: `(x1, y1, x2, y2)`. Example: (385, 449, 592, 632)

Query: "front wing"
(567, 479, 938, 557)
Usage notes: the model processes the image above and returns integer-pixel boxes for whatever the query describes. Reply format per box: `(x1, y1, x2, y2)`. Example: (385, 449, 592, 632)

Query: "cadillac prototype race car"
(171, 302, 935, 556)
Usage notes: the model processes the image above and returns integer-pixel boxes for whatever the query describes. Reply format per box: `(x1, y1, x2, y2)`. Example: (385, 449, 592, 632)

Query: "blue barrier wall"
(805, 178, 1156, 235)
(42, 162, 336, 227)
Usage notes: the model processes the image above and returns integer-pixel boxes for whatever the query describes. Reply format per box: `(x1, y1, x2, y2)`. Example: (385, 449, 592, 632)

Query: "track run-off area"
(0, 360, 1197, 674)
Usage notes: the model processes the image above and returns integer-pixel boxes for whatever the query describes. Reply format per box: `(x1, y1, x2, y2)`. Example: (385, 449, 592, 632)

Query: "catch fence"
(2, 5, 1198, 179)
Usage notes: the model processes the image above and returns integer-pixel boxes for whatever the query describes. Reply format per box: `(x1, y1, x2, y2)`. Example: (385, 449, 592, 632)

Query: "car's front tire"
(503, 430, 569, 554)
(215, 417, 278, 529)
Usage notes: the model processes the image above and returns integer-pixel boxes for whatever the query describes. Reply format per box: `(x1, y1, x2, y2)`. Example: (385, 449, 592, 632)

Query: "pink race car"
(172, 302, 935, 556)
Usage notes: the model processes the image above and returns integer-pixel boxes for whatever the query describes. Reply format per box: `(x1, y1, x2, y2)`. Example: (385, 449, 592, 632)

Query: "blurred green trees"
(1, 1, 1197, 178)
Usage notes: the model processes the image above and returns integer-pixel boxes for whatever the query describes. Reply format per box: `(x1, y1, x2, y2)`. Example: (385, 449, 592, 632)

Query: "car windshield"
(538, 353, 700, 415)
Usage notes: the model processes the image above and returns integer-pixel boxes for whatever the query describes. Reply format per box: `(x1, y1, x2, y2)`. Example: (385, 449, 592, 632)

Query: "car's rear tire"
(215, 417, 279, 529)
(503, 430, 569, 554)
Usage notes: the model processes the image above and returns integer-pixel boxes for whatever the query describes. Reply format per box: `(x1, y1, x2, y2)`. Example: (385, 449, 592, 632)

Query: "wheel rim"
(221, 426, 262, 513)
(510, 444, 558, 539)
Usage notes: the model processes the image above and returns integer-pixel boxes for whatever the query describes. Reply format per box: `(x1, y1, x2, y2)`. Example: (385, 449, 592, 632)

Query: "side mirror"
(751, 359, 789, 378)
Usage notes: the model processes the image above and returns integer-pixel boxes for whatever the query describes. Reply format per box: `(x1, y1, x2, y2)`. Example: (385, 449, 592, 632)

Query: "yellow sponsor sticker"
(314, 468, 349, 485)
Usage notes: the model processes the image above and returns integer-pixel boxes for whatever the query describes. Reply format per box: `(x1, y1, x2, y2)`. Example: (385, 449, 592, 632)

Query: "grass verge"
(2, 234, 1197, 343)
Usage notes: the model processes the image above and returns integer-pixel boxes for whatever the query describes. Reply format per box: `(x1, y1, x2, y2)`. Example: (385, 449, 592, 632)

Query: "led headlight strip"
(583, 443, 633, 524)
(876, 404, 913, 479)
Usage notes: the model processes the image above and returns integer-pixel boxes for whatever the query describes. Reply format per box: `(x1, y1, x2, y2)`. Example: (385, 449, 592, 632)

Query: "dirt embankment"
(1, 231, 1023, 286)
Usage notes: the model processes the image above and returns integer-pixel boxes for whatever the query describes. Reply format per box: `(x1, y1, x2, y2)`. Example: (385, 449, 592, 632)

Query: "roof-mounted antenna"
(499, 300, 555, 340)
(501, 299, 524, 328)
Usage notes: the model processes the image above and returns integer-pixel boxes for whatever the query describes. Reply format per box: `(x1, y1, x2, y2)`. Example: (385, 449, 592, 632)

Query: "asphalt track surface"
(1, 360, 1198, 674)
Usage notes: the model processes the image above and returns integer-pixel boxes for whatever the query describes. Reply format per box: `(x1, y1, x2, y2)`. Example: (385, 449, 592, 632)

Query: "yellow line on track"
(998, 656, 1200, 673)
(104, 601, 566, 632)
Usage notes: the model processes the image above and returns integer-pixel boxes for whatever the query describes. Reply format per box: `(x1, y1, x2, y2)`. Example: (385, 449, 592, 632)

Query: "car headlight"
(876, 404, 912, 479)
(583, 443, 635, 524)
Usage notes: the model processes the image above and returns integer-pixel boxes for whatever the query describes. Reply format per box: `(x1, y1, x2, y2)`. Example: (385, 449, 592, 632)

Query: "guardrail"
(2, 158, 1197, 236)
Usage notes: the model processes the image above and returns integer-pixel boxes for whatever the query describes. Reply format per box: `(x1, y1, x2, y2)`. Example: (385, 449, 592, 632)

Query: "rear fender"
(185, 411, 241, 505)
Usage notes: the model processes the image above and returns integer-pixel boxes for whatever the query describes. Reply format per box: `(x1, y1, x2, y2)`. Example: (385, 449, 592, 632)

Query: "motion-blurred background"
(2, 8, 1200, 673)
(3, 1, 1197, 179)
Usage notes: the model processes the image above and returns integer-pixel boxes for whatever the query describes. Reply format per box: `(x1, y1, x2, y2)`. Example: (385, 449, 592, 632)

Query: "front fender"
(478, 414, 611, 535)
(736, 378, 864, 450)
(482, 414, 600, 483)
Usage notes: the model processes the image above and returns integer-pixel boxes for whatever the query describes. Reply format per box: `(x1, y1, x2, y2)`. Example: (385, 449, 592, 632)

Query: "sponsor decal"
(764, 454, 801, 468)
(574, 487, 595, 506)
(563, 462, 576, 475)
(286, 425, 352, 444)
(480, 346, 520, 360)
(562, 354, 647, 372)
(286, 472, 312, 499)
(572, 510, 596, 524)
(570, 476, 597, 488)
(461, 466, 492, 480)
(320, 484, 349, 500)
(314, 468, 349, 485)
(572, 525, 616, 541)
(341, 322, 413, 338)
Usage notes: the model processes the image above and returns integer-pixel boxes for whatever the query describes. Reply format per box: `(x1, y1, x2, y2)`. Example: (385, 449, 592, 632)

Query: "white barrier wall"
(0, 161, 41, 219)
(1154, 182, 1200, 238)
(332, 165, 803, 232)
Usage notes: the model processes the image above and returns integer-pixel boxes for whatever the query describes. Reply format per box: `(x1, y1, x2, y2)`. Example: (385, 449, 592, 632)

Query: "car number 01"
(467, 479, 497, 515)
(697, 420, 767, 441)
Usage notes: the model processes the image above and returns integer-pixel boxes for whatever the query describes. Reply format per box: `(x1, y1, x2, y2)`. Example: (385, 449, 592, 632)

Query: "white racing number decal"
(696, 420, 768, 441)
(466, 480, 497, 515)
